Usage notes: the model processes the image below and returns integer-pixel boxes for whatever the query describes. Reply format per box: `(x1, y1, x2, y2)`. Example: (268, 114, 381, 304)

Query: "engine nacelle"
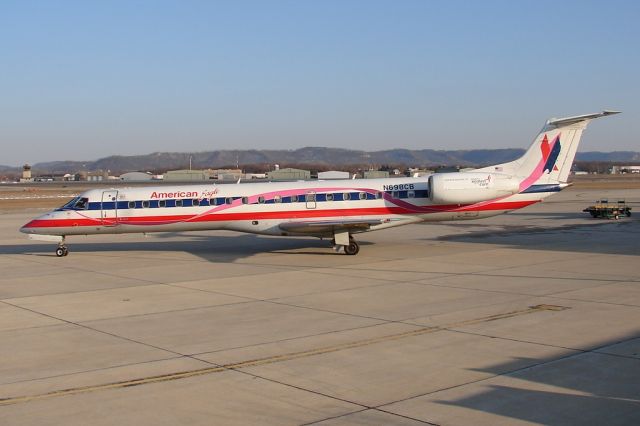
(429, 172, 519, 205)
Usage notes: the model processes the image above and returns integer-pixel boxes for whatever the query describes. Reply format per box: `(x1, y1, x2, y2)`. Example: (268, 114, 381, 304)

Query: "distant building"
(211, 169, 243, 181)
(610, 165, 640, 174)
(88, 171, 108, 181)
(34, 174, 69, 182)
(74, 170, 108, 181)
(20, 164, 33, 182)
(163, 168, 246, 182)
(120, 172, 153, 181)
(408, 169, 434, 177)
(245, 173, 267, 179)
(318, 170, 350, 180)
(267, 168, 311, 181)
(363, 170, 389, 179)
(164, 169, 213, 181)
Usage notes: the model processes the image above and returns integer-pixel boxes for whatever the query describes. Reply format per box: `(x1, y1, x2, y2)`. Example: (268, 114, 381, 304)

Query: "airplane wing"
(279, 219, 384, 234)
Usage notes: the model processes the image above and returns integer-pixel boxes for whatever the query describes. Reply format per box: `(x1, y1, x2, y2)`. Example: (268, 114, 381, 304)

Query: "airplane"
(20, 110, 619, 257)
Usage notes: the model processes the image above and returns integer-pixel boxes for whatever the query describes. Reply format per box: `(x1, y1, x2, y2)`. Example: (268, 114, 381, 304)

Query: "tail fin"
(478, 110, 620, 190)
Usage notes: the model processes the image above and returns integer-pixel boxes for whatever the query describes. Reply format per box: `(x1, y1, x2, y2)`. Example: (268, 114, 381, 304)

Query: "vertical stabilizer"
(476, 111, 620, 190)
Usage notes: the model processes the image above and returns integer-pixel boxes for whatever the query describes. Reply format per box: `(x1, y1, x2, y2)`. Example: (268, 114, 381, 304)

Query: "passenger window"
(176, 199, 183, 207)
(210, 198, 218, 206)
(291, 195, 298, 202)
(226, 197, 233, 205)
(392, 191, 399, 198)
(326, 193, 334, 201)
(258, 196, 265, 204)
(242, 197, 249, 204)
(128, 201, 136, 209)
(159, 200, 166, 208)
(358, 192, 367, 200)
(408, 190, 415, 198)
(375, 192, 382, 199)
(274, 195, 282, 203)
(193, 199, 200, 206)
(343, 193, 351, 201)
(306, 193, 316, 202)
(142, 200, 150, 208)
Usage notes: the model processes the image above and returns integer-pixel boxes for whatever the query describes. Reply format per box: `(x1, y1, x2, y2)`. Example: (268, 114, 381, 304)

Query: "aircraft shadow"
(434, 332, 640, 425)
(2, 233, 374, 262)
(435, 218, 640, 256)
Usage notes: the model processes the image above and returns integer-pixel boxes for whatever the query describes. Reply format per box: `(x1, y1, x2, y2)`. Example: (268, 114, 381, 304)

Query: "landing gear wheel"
(344, 241, 360, 255)
(55, 239, 69, 257)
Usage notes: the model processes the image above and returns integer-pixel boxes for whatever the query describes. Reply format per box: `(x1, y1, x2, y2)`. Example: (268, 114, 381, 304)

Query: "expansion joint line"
(0, 304, 565, 406)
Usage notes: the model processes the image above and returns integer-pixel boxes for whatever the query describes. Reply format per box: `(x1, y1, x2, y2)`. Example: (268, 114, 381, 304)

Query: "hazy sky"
(1, 0, 638, 166)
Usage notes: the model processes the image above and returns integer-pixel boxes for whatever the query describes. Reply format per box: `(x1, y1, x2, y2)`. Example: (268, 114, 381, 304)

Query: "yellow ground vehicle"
(583, 199, 632, 219)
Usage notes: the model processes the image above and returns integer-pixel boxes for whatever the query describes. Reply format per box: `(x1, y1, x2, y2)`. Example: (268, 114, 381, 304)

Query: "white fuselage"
(20, 177, 555, 238)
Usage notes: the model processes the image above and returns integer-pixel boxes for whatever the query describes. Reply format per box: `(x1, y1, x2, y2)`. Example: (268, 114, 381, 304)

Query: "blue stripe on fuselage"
(520, 184, 562, 194)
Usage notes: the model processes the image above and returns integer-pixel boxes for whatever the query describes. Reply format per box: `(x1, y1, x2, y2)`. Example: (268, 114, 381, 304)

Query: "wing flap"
(279, 219, 383, 234)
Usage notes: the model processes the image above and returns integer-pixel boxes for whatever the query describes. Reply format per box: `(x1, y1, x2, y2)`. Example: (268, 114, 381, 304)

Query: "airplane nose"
(20, 221, 35, 234)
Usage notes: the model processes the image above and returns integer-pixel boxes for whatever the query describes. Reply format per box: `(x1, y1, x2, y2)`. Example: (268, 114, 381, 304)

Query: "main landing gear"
(344, 239, 360, 255)
(55, 237, 69, 257)
(332, 231, 360, 255)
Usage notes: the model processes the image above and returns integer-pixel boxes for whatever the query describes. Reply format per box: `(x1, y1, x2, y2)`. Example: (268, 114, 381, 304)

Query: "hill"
(5, 148, 640, 174)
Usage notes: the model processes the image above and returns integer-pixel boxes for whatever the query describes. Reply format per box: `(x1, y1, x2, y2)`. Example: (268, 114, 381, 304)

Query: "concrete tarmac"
(0, 187, 639, 425)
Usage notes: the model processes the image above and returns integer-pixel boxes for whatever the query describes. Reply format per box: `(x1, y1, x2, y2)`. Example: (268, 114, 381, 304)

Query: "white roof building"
(120, 172, 153, 181)
(318, 170, 350, 180)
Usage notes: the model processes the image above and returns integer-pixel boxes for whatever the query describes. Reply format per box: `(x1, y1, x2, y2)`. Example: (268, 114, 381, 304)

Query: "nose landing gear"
(55, 238, 69, 257)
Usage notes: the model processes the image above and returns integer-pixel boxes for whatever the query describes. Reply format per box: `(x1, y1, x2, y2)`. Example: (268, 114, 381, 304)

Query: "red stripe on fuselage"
(23, 200, 538, 230)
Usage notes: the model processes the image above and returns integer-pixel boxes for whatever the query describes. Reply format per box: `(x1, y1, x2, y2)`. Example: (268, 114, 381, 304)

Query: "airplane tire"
(56, 247, 65, 257)
(344, 241, 359, 255)
(63, 247, 69, 256)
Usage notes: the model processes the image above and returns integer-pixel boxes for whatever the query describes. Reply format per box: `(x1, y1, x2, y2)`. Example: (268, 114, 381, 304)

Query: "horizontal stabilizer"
(547, 110, 620, 127)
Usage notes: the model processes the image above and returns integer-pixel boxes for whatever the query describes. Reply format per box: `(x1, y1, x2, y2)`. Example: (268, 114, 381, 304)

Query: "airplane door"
(101, 190, 118, 226)
(305, 191, 317, 209)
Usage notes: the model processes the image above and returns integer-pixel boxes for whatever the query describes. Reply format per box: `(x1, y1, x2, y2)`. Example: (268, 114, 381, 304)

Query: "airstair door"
(101, 190, 119, 226)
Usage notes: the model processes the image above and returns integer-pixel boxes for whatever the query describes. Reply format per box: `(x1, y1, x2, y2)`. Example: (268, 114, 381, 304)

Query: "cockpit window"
(61, 197, 80, 209)
(60, 197, 88, 210)
(74, 198, 89, 209)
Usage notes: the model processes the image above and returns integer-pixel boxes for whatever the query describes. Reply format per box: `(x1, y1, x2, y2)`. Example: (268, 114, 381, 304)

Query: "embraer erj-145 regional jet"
(21, 111, 619, 257)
